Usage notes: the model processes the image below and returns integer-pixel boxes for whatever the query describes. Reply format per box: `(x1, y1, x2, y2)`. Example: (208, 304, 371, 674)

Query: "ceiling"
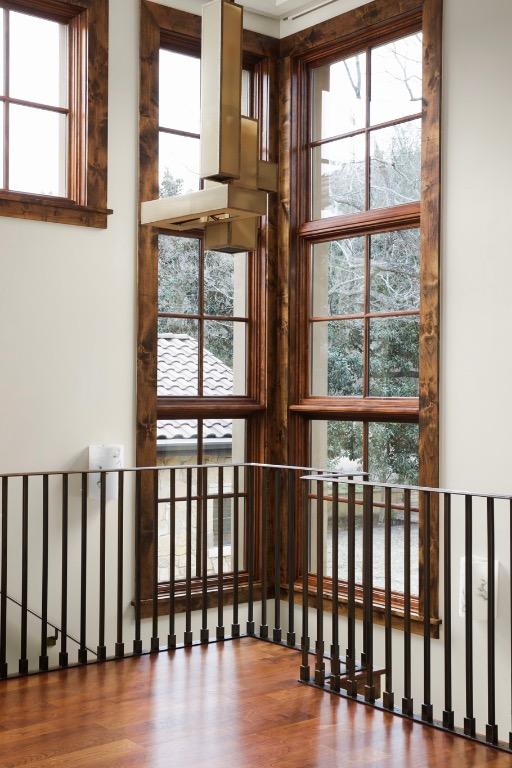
(240, 0, 318, 18)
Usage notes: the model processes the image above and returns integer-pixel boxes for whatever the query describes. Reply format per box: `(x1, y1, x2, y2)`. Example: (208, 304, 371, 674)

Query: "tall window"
(155, 46, 254, 585)
(0, 1, 110, 227)
(294, 30, 426, 598)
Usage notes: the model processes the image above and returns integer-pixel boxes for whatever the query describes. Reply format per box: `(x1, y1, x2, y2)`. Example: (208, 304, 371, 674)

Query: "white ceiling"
(240, 0, 368, 21)
(240, 0, 318, 18)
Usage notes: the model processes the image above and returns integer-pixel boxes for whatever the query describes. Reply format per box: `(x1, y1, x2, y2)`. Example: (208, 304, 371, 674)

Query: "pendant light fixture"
(141, 0, 277, 253)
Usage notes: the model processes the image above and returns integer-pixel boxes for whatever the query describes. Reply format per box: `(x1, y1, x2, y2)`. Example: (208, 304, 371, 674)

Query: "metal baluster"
(168, 469, 176, 650)
(133, 471, 142, 655)
(78, 473, 88, 665)
(422, 491, 433, 722)
(486, 497, 498, 744)
(363, 484, 375, 702)
(217, 466, 225, 641)
(0, 477, 8, 678)
(39, 475, 49, 671)
(19, 476, 29, 674)
(260, 467, 269, 639)
(273, 468, 282, 643)
(402, 488, 413, 716)
(287, 470, 295, 647)
(201, 466, 209, 644)
(59, 475, 69, 669)
(464, 495, 476, 737)
(232, 465, 240, 638)
(383, 486, 393, 709)
(184, 467, 193, 646)
(151, 469, 159, 652)
(330, 480, 340, 692)
(98, 472, 107, 661)
(346, 481, 357, 697)
(247, 465, 255, 636)
(315, 481, 325, 686)
(115, 472, 125, 659)
(442, 494, 454, 728)
(300, 477, 310, 682)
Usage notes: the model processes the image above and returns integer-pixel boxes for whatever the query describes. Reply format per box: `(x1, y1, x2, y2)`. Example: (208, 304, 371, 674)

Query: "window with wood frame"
(284, 0, 441, 624)
(138, 1, 278, 609)
(0, 0, 110, 228)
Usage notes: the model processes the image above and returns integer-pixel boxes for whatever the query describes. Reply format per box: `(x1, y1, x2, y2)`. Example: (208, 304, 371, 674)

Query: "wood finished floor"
(0, 638, 509, 767)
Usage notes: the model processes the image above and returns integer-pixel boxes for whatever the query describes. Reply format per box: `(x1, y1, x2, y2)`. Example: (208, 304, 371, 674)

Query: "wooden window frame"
(279, 0, 442, 631)
(137, 1, 279, 612)
(0, 0, 110, 228)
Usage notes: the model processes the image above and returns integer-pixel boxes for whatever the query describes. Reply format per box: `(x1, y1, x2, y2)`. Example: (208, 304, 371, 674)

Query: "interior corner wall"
(440, 0, 512, 493)
(0, 0, 139, 475)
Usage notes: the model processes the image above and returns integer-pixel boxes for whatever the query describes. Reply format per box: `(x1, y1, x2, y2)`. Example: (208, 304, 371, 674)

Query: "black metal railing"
(0, 464, 510, 755)
(300, 473, 512, 755)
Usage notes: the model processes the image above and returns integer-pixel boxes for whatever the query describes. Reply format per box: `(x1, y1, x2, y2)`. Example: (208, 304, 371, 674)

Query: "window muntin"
(309, 32, 423, 220)
(0, 6, 69, 197)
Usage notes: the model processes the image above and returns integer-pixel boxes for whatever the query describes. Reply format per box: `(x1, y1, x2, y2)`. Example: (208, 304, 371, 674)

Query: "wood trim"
(290, 579, 441, 639)
(137, 1, 279, 599)
(299, 202, 420, 241)
(290, 397, 419, 421)
(0, 0, 110, 227)
(418, 0, 443, 618)
(280, 0, 442, 629)
(280, 0, 422, 59)
(157, 399, 265, 419)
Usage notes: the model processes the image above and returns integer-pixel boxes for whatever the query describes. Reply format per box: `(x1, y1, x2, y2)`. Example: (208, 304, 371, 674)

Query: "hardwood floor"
(0, 639, 508, 767)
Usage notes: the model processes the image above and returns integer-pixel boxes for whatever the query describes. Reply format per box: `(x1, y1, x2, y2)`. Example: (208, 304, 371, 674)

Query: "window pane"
(204, 251, 247, 318)
(204, 321, 247, 396)
(242, 69, 251, 117)
(311, 420, 363, 472)
(159, 50, 200, 133)
(203, 418, 246, 465)
(312, 134, 365, 219)
(312, 238, 365, 317)
(368, 422, 419, 485)
(9, 11, 68, 108)
(157, 419, 199, 583)
(159, 133, 200, 198)
(371, 33, 422, 125)
(158, 235, 200, 314)
(311, 53, 366, 141)
(369, 316, 419, 397)
(158, 318, 199, 396)
(370, 119, 421, 209)
(370, 229, 420, 312)
(9, 105, 67, 196)
(311, 319, 364, 397)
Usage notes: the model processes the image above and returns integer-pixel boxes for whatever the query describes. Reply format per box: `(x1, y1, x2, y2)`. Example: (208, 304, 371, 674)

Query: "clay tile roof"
(157, 334, 233, 442)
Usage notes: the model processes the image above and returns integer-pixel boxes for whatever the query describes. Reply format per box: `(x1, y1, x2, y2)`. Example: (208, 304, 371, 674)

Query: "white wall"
(0, 0, 139, 476)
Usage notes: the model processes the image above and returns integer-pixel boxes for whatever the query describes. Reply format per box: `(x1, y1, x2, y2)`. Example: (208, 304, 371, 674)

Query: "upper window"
(0, 1, 110, 227)
(310, 33, 422, 219)
(0, 8, 68, 196)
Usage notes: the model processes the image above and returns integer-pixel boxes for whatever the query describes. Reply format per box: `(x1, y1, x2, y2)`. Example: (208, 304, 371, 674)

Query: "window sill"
(0, 192, 113, 229)
(289, 580, 441, 639)
(137, 575, 269, 620)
